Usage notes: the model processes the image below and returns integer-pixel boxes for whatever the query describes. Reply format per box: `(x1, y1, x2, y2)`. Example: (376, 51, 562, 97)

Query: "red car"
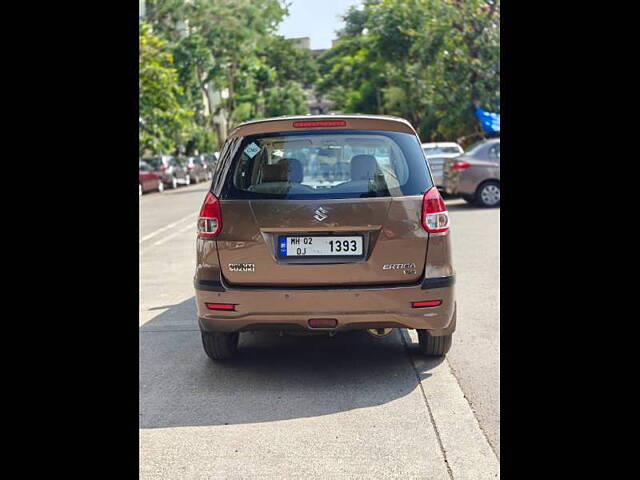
(139, 160, 164, 196)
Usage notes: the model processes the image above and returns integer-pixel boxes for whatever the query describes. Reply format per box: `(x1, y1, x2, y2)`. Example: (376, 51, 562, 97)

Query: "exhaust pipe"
(367, 328, 395, 338)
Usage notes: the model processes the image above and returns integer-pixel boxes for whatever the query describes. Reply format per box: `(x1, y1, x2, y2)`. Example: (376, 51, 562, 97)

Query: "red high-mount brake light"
(452, 160, 471, 171)
(422, 187, 449, 233)
(412, 300, 442, 308)
(205, 303, 236, 311)
(197, 192, 222, 237)
(292, 120, 346, 128)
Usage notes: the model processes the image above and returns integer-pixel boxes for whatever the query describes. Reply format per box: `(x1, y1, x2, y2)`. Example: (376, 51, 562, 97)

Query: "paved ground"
(139, 183, 500, 479)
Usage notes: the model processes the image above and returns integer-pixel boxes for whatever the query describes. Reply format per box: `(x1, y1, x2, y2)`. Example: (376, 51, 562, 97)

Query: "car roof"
(421, 142, 461, 148)
(228, 114, 418, 138)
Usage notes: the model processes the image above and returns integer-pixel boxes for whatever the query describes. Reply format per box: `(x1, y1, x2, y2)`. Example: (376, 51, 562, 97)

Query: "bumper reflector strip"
(412, 300, 442, 308)
(205, 303, 236, 311)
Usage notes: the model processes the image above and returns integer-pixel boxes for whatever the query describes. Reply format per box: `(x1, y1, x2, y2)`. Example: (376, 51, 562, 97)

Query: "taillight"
(422, 187, 449, 233)
(197, 192, 222, 237)
(452, 160, 471, 171)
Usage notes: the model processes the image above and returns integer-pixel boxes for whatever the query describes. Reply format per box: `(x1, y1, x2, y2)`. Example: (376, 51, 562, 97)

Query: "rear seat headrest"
(350, 154, 378, 181)
(261, 163, 287, 183)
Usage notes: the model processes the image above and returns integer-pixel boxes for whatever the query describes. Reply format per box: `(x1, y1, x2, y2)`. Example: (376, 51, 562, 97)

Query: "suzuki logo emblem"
(313, 207, 328, 222)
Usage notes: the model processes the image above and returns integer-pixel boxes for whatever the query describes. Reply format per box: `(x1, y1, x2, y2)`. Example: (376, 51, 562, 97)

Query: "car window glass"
(425, 146, 461, 155)
(227, 130, 431, 199)
(464, 140, 488, 156)
(488, 144, 500, 161)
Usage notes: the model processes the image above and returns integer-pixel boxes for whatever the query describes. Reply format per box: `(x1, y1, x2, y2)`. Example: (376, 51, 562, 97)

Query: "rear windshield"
(147, 157, 162, 168)
(222, 130, 432, 199)
(424, 146, 461, 155)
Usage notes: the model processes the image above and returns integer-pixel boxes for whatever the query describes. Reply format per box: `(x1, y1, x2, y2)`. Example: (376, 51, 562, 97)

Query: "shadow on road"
(140, 297, 443, 429)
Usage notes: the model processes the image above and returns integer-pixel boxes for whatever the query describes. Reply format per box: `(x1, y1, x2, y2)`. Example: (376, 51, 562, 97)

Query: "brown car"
(442, 138, 500, 207)
(194, 115, 456, 360)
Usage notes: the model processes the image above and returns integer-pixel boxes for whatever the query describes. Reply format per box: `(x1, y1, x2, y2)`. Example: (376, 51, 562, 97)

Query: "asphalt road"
(139, 183, 500, 479)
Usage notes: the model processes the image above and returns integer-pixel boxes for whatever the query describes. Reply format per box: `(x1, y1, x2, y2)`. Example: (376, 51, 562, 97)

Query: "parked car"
(147, 155, 190, 189)
(202, 153, 218, 179)
(185, 156, 209, 183)
(422, 142, 464, 157)
(422, 142, 464, 189)
(442, 138, 500, 207)
(139, 160, 164, 196)
(194, 115, 456, 361)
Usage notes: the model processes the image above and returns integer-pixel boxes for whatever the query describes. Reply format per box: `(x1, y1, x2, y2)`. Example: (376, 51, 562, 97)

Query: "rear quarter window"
(220, 130, 432, 199)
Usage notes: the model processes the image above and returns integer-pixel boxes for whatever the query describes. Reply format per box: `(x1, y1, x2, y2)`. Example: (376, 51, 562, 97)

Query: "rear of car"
(186, 156, 207, 183)
(422, 142, 464, 189)
(194, 115, 456, 360)
(147, 155, 179, 188)
(139, 160, 163, 195)
(443, 139, 500, 207)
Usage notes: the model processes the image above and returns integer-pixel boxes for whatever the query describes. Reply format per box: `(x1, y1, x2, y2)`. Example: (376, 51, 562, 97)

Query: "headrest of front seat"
(350, 154, 378, 181)
(278, 158, 303, 183)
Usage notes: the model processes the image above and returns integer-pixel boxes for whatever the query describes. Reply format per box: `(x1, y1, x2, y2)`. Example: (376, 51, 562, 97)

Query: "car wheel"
(475, 181, 500, 207)
(157, 181, 164, 193)
(171, 177, 178, 189)
(417, 331, 452, 357)
(201, 331, 239, 361)
(139, 184, 142, 197)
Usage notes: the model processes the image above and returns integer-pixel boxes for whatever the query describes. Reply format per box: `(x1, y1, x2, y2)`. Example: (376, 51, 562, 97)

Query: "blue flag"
(475, 107, 500, 134)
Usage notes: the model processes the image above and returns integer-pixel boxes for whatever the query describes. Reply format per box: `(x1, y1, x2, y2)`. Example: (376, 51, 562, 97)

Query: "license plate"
(278, 235, 364, 257)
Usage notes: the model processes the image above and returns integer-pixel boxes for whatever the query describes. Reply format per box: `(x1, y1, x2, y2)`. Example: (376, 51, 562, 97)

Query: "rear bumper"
(194, 276, 456, 336)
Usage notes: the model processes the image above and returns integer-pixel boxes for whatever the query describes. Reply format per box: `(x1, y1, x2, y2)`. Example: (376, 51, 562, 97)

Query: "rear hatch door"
(216, 196, 427, 287)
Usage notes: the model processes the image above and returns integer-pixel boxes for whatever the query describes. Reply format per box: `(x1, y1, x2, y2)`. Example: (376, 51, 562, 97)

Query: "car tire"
(417, 331, 452, 356)
(201, 331, 239, 361)
(157, 181, 164, 193)
(474, 181, 500, 208)
(171, 177, 178, 189)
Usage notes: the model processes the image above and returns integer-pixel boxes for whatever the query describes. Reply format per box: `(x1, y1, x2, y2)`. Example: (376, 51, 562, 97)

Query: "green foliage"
(139, 0, 500, 154)
(140, 0, 313, 154)
(264, 81, 309, 117)
(139, 22, 193, 156)
(318, 0, 500, 141)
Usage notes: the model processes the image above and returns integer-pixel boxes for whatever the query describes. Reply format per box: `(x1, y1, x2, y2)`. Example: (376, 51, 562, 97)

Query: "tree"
(317, 0, 500, 141)
(139, 22, 193, 155)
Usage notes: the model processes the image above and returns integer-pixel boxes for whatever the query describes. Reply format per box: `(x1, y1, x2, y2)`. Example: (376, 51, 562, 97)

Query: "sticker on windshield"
(243, 142, 261, 159)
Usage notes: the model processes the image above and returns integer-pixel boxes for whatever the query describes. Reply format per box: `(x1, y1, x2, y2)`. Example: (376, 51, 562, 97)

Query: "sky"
(278, 0, 362, 50)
